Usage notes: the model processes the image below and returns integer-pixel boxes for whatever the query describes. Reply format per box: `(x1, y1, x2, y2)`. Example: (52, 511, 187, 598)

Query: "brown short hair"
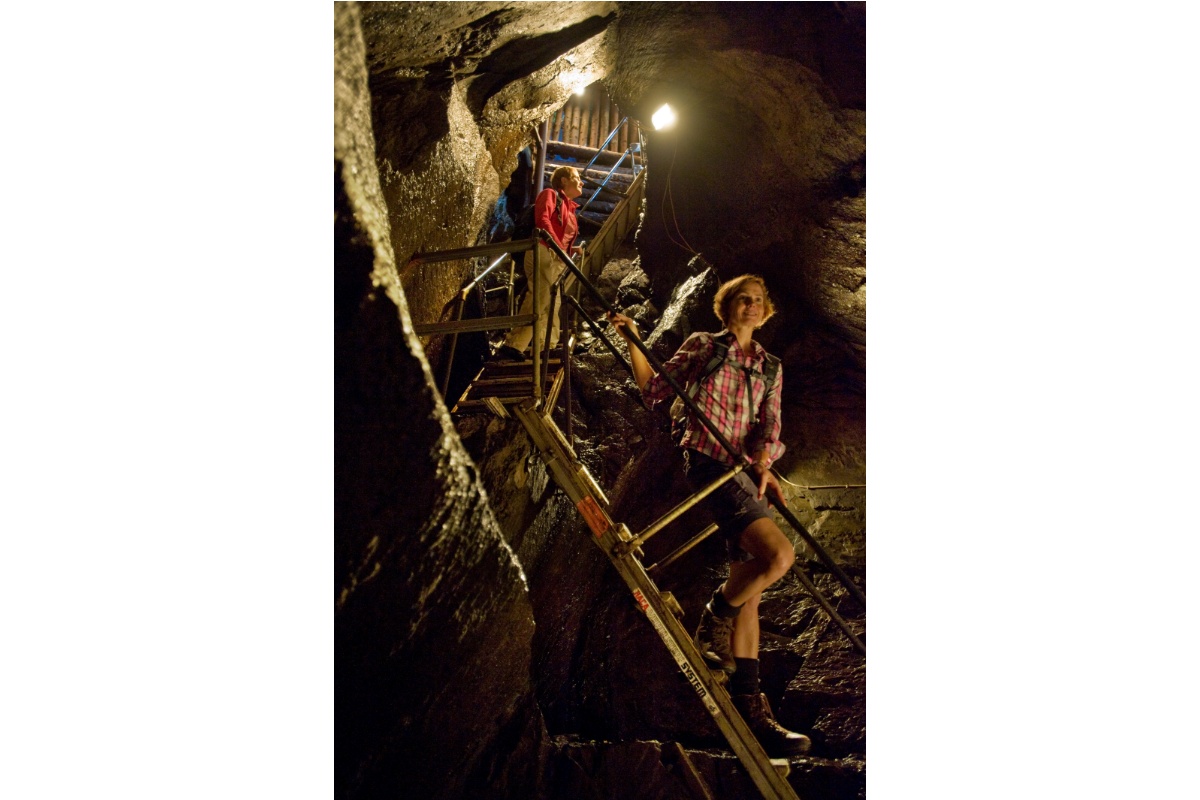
(550, 166, 578, 190)
(713, 274, 776, 327)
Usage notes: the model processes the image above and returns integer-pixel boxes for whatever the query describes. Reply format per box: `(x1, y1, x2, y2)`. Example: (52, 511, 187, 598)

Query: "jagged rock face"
(603, 3, 867, 376)
(335, 5, 545, 799)
(457, 269, 866, 798)
(547, 738, 865, 800)
(360, 1, 617, 367)
(338, 3, 866, 798)
(359, 1, 865, 384)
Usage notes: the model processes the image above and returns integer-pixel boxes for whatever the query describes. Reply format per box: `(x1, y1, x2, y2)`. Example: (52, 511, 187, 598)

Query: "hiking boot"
(732, 693, 811, 757)
(693, 605, 736, 673)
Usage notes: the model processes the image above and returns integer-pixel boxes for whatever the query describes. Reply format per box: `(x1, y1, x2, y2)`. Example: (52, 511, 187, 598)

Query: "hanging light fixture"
(652, 103, 676, 130)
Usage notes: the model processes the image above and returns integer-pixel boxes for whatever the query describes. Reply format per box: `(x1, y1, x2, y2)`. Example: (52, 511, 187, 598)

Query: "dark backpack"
(512, 190, 562, 241)
(669, 333, 781, 444)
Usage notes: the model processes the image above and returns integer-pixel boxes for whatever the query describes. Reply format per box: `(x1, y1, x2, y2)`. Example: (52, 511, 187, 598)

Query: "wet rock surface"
(337, 3, 865, 798)
(454, 259, 865, 799)
(545, 738, 865, 800)
(356, 2, 866, 395)
(336, 6, 546, 799)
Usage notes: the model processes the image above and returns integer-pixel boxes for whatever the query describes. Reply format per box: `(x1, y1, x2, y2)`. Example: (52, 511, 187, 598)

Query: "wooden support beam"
(413, 314, 534, 336)
(589, 91, 599, 148)
(411, 239, 534, 264)
(546, 140, 630, 168)
(568, 98, 580, 144)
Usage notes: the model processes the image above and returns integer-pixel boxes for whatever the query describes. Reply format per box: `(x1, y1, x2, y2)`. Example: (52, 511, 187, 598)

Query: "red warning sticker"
(632, 590, 649, 612)
(576, 495, 610, 538)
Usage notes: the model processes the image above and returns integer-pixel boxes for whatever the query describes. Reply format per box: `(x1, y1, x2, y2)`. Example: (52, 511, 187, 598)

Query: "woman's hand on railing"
(751, 462, 788, 508)
(606, 311, 653, 391)
(606, 311, 639, 342)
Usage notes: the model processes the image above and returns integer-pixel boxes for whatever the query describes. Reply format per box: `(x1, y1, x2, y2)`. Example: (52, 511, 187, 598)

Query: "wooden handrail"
(409, 238, 535, 265)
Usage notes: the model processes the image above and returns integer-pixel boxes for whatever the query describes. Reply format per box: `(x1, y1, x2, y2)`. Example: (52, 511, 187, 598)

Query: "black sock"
(730, 657, 760, 696)
(710, 585, 743, 619)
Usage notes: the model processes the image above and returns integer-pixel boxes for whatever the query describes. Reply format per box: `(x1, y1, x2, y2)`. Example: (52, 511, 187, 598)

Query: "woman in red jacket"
(498, 165, 585, 359)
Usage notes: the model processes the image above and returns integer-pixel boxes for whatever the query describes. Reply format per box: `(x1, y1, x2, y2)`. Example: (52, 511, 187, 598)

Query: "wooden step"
(543, 167, 635, 193)
(547, 140, 637, 169)
(578, 199, 617, 214)
(451, 353, 569, 416)
(578, 211, 609, 227)
(545, 161, 637, 183)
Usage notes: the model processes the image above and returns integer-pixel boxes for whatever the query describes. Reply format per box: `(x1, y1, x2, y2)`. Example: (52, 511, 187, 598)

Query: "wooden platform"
(451, 354, 567, 417)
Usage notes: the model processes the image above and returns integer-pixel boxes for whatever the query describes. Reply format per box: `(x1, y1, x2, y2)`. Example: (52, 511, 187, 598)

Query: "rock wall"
(457, 265, 866, 798)
(603, 3, 866, 376)
(337, 3, 867, 798)
(335, 5, 545, 798)
(361, 1, 617, 368)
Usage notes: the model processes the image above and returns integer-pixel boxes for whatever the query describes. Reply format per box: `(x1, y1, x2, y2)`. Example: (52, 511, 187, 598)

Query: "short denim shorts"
(683, 449, 772, 563)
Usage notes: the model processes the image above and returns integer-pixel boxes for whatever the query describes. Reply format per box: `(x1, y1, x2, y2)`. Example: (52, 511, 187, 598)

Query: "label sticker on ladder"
(576, 496, 610, 537)
(632, 589, 649, 612)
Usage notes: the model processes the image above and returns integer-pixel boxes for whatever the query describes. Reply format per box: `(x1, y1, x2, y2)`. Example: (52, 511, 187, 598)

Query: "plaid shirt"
(642, 331, 785, 467)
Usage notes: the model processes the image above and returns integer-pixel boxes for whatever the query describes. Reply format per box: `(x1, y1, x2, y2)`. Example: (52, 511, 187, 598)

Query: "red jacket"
(534, 187, 579, 253)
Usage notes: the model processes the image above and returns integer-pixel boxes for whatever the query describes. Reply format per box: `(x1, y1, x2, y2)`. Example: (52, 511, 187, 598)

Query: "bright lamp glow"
(561, 69, 587, 96)
(652, 103, 676, 130)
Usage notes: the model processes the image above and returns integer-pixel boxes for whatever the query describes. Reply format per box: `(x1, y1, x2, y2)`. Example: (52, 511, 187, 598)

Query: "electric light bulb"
(652, 103, 676, 131)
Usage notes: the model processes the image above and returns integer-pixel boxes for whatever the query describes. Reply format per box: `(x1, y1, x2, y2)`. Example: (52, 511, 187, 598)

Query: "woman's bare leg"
(723, 518, 794, 659)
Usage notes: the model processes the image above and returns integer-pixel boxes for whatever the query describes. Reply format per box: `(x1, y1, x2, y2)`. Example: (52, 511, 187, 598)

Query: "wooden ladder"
(510, 397, 804, 800)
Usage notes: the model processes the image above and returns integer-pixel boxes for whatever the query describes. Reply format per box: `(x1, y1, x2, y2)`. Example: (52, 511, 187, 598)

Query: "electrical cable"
(660, 140, 699, 256)
(774, 471, 866, 491)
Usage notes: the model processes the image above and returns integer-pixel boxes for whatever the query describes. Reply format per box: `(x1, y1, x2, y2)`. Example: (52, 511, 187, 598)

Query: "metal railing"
(410, 231, 591, 407)
(537, 234, 866, 654)
(410, 114, 645, 409)
(576, 117, 643, 217)
(410, 236, 542, 400)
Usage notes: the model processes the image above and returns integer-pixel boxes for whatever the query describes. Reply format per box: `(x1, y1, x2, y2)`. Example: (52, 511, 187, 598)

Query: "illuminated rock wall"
(335, 4, 866, 798)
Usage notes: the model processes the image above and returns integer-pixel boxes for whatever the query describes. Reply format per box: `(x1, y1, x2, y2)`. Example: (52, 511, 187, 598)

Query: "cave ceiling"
(336, 6, 869, 796)
(358, 1, 866, 379)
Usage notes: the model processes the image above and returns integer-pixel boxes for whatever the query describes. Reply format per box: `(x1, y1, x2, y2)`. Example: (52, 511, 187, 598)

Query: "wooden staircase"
(445, 134, 646, 419)
(437, 106, 647, 419)
(451, 349, 568, 418)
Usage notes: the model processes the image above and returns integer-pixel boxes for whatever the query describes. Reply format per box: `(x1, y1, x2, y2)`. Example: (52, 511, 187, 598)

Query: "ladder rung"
(454, 396, 526, 409)
(509, 397, 804, 800)
(466, 386, 537, 400)
(646, 523, 720, 575)
(471, 375, 540, 388)
(621, 463, 745, 553)
(479, 359, 563, 375)
(413, 313, 534, 336)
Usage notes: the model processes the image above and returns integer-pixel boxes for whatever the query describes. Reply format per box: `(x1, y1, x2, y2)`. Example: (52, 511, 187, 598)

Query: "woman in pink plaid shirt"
(608, 274, 810, 756)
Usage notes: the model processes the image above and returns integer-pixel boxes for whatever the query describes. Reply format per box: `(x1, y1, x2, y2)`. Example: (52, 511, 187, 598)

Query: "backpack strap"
(685, 332, 784, 401)
(762, 352, 780, 387)
(685, 332, 733, 402)
(702, 339, 780, 420)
